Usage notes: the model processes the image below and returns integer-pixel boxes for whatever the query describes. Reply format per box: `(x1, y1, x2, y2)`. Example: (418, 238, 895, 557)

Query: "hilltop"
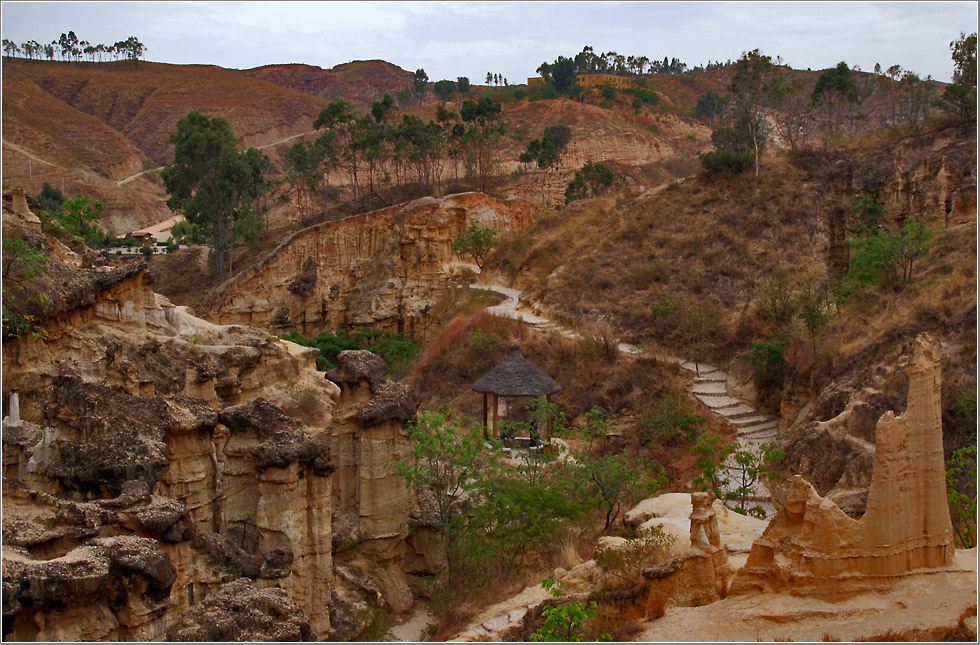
(246, 59, 414, 106)
(2, 59, 332, 231)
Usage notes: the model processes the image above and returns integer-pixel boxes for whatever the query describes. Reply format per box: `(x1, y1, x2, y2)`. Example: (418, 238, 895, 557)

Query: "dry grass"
(645, 591, 668, 620)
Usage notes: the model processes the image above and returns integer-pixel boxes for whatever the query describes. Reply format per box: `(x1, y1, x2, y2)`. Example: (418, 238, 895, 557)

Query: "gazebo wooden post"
(482, 393, 488, 437)
(544, 394, 552, 440)
(492, 394, 499, 438)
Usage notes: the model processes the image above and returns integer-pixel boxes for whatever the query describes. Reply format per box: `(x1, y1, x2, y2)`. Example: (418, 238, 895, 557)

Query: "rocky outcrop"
(167, 578, 313, 642)
(2, 192, 421, 640)
(3, 536, 177, 641)
(731, 334, 956, 596)
(203, 192, 535, 335)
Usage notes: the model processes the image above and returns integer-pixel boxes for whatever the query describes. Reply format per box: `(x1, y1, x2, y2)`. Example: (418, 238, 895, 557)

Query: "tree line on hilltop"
(2, 31, 146, 67)
(695, 32, 977, 177)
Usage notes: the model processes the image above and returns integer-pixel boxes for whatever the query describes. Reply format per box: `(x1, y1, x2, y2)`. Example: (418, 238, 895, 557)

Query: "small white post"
(9, 392, 20, 422)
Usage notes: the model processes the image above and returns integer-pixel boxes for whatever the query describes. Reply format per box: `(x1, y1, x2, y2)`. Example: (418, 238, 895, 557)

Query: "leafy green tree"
(812, 61, 860, 148)
(467, 471, 580, 577)
(433, 79, 456, 102)
(691, 433, 784, 518)
(451, 223, 496, 269)
(2, 236, 50, 340)
(370, 93, 396, 124)
(392, 407, 500, 575)
(530, 579, 610, 642)
(694, 89, 724, 123)
(537, 56, 579, 97)
(845, 216, 937, 290)
(934, 32, 977, 121)
(564, 161, 618, 203)
(284, 140, 325, 220)
(456, 76, 470, 96)
(564, 406, 666, 530)
(161, 111, 266, 275)
(59, 194, 106, 247)
(314, 99, 364, 209)
(640, 393, 705, 447)
(795, 275, 834, 366)
(946, 445, 977, 547)
(542, 124, 572, 160)
(38, 182, 65, 216)
(728, 49, 781, 177)
(460, 97, 504, 192)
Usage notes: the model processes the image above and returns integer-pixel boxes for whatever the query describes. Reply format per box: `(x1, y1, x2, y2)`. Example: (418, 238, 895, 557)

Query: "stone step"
(738, 420, 779, 436)
(729, 414, 774, 428)
(715, 406, 763, 420)
(692, 394, 743, 409)
(680, 361, 720, 376)
(691, 381, 729, 396)
(694, 374, 728, 384)
(739, 430, 778, 443)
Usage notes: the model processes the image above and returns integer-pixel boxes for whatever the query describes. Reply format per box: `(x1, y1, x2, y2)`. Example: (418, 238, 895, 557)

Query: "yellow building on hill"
(526, 72, 635, 88)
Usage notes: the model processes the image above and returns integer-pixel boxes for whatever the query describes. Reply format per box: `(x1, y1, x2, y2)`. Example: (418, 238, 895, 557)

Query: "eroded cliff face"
(1, 198, 418, 641)
(203, 192, 535, 335)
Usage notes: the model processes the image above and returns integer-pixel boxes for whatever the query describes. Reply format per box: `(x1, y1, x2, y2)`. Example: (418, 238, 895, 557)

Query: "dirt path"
(388, 606, 434, 642)
(115, 166, 160, 186)
(256, 128, 317, 150)
(2, 141, 60, 168)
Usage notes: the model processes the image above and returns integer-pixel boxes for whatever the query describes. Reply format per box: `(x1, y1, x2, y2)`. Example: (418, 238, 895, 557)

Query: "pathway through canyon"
(474, 276, 778, 512)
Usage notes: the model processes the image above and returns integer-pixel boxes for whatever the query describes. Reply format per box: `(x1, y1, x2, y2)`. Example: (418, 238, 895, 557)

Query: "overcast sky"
(2, 2, 977, 83)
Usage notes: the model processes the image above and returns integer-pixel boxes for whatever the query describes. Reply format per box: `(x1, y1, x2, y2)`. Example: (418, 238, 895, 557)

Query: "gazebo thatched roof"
(472, 344, 561, 397)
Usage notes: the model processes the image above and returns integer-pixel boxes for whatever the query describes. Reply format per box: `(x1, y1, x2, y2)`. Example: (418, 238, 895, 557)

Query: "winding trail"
(472, 278, 778, 511)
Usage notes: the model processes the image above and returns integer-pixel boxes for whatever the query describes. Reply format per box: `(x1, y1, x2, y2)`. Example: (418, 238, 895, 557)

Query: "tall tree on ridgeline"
(161, 111, 267, 276)
(812, 61, 860, 149)
(413, 68, 429, 105)
(728, 49, 781, 178)
(934, 32, 977, 122)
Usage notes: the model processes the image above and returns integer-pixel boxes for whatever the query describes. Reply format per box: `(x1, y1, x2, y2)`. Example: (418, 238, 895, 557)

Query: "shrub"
(946, 444, 977, 547)
(640, 393, 705, 447)
(699, 149, 753, 173)
(594, 525, 675, 581)
(280, 328, 419, 377)
(844, 216, 938, 290)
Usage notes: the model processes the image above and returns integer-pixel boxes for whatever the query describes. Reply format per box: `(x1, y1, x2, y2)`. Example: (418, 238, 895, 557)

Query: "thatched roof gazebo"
(472, 343, 561, 438)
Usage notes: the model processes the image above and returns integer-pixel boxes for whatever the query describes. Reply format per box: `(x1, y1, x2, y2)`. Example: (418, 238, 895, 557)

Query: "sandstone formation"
(1, 194, 418, 640)
(203, 192, 535, 335)
(638, 492, 733, 608)
(731, 333, 956, 595)
(323, 350, 419, 614)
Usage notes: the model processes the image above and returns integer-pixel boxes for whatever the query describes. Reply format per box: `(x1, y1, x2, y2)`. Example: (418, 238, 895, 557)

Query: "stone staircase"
(682, 361, 778, 513)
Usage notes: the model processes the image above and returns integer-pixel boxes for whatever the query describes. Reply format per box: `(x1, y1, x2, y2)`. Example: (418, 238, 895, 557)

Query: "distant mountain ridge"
(246, 60, 414, 105)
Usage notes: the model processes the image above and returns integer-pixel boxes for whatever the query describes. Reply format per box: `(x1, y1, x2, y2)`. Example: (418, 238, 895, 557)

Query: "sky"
(1, 1, 977, 83)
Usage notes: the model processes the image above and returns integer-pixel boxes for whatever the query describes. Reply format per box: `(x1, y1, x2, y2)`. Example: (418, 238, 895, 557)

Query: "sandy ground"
(636, 548, 977, 642)
(389, 607, 435, 642)
(446, 493, 976, 643)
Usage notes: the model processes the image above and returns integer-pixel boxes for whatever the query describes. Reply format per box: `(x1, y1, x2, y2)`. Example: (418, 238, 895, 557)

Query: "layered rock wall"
(204, 192, 535, 335)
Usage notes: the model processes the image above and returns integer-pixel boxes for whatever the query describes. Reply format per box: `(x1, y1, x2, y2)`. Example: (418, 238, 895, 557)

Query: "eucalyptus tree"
(161, 111, 267, 276)
(728, 49, 781, 177)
